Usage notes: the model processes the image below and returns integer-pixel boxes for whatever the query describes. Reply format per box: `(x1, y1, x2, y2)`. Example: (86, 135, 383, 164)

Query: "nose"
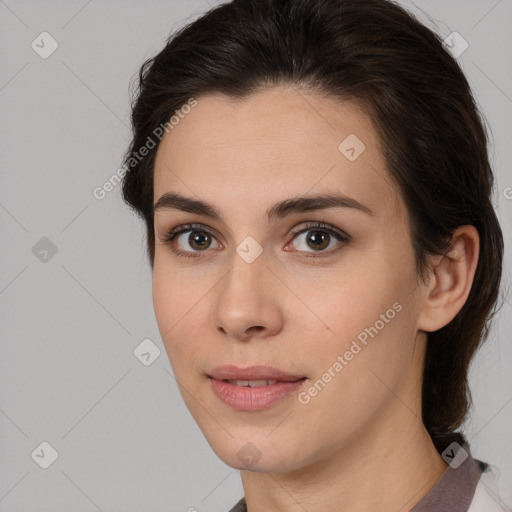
(212, 251, 284, 342)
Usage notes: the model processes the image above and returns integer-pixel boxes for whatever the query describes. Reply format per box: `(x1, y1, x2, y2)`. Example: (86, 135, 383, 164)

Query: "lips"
(207, 366, 307, 411)
(208, 364, 306, 382)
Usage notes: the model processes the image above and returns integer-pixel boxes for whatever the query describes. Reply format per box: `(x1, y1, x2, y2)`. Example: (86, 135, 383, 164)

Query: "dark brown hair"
(121, 0, 504, 456)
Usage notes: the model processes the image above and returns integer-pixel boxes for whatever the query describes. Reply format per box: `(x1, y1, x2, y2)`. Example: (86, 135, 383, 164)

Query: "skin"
(152, 85, 479, 512)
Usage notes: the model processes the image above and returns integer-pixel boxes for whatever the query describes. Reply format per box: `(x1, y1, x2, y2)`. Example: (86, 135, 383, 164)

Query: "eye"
(161, 223, 222, 259)
(287, 222, 350, 255)
(160, 221, 350, 259)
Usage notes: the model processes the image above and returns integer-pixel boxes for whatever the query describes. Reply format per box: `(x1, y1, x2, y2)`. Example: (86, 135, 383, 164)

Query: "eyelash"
(161, 221, 351, 259)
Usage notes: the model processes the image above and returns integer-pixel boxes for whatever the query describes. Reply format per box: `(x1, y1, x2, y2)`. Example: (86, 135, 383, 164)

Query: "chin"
(205, 433, 306, 473)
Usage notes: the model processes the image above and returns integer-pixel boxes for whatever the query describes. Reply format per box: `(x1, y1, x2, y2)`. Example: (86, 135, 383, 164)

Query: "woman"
(121, 0, 507, 510)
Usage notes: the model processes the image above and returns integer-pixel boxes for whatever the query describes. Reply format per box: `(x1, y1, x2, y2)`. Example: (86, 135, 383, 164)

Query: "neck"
(240, 397, 448, 512)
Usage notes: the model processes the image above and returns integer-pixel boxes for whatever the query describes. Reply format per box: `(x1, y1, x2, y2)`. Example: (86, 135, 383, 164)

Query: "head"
(121, 0, 503, 470)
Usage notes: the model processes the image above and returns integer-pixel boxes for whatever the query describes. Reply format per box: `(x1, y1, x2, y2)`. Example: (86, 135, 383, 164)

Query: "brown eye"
(304, 230, 330, 251)
(187, 231, 212, 251)
(290, 223, 350, 254)
(162, 223, 221, 258)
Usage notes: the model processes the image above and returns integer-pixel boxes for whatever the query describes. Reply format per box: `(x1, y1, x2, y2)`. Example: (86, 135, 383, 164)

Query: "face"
(152, 86, 429, 473)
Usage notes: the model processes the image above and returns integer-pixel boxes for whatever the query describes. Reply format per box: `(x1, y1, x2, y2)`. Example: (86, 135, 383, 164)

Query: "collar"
(411, 444, 484, 512)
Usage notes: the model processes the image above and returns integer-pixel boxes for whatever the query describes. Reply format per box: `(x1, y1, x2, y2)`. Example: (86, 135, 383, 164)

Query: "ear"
(417, 225, 480, 333)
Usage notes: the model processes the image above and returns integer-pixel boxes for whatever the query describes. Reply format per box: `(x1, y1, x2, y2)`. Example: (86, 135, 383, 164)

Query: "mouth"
(207, 365, 308, 411)
(208, 377, 308, 411)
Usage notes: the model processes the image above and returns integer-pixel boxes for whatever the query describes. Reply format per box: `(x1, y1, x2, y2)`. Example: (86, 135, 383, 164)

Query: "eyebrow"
(153, 191, 374, 221)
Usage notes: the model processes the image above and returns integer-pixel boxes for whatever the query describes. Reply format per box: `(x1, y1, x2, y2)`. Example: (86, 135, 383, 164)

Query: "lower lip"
(209, 377, 307, 411)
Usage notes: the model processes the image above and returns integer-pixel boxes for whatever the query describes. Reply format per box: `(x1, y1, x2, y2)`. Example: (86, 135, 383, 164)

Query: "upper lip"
(208, 365, 306, 382)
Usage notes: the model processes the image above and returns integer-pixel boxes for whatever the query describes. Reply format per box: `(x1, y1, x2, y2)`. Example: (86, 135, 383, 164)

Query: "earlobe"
(417, 225, 480, 333)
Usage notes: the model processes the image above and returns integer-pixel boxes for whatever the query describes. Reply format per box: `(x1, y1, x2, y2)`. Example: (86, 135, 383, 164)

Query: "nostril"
(241, 326, 265, 339)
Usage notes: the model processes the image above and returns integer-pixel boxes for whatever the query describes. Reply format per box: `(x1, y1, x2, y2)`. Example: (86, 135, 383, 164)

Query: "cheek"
(152, 269, 176, 335)
(295, 297, 416, 444)
(152, 267, 204, 368)
(291, 252, 419, 394)
(152, 261, 206, 327)
(288, 258, 404, 347)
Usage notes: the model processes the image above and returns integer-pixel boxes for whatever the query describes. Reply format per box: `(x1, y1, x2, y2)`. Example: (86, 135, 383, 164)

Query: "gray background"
(1, 0, 511, 510)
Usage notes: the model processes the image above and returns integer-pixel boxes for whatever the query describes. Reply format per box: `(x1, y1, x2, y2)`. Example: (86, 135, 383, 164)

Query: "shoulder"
(468, 466, 511, 512)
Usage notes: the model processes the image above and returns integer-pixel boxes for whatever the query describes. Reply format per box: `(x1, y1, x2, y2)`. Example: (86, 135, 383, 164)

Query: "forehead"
(156, 86, 377, 160)
(153, 86, 401, 220)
